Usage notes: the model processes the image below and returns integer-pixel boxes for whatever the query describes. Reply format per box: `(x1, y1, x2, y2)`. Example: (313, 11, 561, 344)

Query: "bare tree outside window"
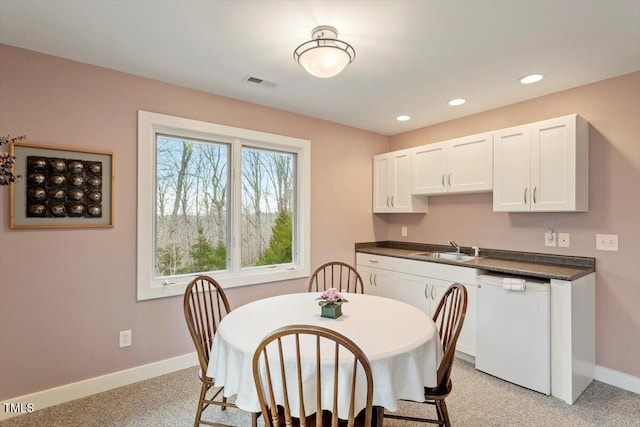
(155, 135, 229, 277)
(241, 147, 295, 268)
(155, 137, 295, 276)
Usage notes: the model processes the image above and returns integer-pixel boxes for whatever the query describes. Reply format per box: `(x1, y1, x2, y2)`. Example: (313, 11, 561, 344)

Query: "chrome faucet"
(448, 240, 460, 253)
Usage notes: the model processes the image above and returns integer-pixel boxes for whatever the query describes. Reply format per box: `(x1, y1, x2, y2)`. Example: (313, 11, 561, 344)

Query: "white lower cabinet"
(356, 253, 395, 297)
(358, 265, 394, 298)
(357, 251, 594, 404)
(395, 273, 434, 315)
(358, 254, 477, 357)
(455, 282, 476, 357)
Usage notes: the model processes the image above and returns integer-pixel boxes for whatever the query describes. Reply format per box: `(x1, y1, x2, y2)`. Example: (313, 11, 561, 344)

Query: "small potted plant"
(316, 288, 348, 319)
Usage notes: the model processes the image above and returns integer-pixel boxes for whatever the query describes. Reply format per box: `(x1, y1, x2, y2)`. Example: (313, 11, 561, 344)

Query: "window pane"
(241, 147, 295, 268)
(155, 135, 229, 277)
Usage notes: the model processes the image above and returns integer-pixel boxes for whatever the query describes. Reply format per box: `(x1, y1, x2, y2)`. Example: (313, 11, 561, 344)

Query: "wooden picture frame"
(9, 142, 114, 229)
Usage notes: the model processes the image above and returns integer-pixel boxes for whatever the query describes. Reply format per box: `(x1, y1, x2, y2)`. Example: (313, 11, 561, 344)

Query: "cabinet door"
(530, 115, 588, 212)
(395, 273, 430, 313)
(357, 265, 379, 296)
(391, 150, 413, 210)
(493, 124, 531, 212)
(373, 155, 391, 212)
(374, 150, 426, 213)
(411, 142, 448, 195)
(455, 283, 476, 357)
(374, 269, 395, 299)
(431, 278, 450, 318)
(448, 133, 493, 194)
(357, 263, 394, 298)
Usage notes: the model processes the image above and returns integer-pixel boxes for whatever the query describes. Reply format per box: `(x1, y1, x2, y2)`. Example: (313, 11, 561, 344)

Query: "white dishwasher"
(476, 273, 551, 395)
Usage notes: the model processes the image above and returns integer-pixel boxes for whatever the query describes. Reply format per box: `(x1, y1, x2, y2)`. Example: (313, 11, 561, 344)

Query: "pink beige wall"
(0, 45, 388, 399)
(386, 71, 640, 378)
(0, 44, 638, 400)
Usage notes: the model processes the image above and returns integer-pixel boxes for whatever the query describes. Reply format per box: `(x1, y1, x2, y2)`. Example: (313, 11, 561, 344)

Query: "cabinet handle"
(373, 274, 378, 287)
(391, 196, 395, 207)
(386, 196, 390, 207)
(524, 187, 528, 204)
(424, 283, 429, 299)
(368, 259, 379, 264)
(448, 172, 452, 187)
(533, 186, 537, 204)
(368, 274, 373, 286)
(431, 285, 435, 300)
(442, 174, 446, 187)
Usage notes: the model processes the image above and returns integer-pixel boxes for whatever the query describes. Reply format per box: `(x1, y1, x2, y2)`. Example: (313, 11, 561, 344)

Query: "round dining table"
(206, 292, 442, 415)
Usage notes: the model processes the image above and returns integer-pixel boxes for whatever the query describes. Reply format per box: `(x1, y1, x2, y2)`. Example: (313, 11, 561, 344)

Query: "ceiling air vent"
(242, 75, 278, 88)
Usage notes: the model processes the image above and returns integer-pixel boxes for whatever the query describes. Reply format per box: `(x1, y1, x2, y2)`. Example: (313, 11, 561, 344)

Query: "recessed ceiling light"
(396, 115, 411, 121)
(519, 73, 544, 84)
(448, 98, 466, 106)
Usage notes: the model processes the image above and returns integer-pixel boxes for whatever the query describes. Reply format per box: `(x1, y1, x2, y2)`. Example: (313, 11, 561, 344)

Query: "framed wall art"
(9, 142, 114, 229)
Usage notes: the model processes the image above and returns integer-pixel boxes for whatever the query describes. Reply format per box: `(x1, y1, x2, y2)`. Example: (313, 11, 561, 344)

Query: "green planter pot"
(321, 304, 342, 319)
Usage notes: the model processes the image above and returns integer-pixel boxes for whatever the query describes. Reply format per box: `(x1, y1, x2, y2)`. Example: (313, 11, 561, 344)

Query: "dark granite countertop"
(355, 241, 595, 281)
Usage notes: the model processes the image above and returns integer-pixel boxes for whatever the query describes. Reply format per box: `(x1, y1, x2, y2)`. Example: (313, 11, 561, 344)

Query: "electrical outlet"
(596, 234, 618, 251)
(401, 226, 407, 237)
(119, 330, 132, 348)
(558, 233, 570, 248)
(545, 229, 556, 247)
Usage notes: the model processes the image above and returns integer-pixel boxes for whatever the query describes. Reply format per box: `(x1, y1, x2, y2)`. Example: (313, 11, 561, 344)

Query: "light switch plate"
(596, 234, 618, 251)
(558, 233, 570, 248)
(401, 226, 407, 237)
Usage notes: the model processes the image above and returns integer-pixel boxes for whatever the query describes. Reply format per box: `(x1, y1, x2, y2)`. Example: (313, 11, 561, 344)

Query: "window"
(137, 111, 310, 300)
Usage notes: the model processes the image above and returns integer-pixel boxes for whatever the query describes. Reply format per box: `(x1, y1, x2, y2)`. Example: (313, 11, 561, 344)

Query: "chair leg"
(376, 406, 385, 426)
(194, 382, 209, 427)
(434, 400, 443, 424)
(436, 400, 451, 427)
(221, 395, 227, 411)
(251, 412, 259, 427)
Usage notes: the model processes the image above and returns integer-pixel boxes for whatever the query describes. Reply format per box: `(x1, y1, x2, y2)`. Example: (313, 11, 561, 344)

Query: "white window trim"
(137, 111, 311, 301)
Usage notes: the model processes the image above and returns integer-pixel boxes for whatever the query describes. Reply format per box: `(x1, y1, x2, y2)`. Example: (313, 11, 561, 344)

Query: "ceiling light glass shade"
(294, 26, 355, 78)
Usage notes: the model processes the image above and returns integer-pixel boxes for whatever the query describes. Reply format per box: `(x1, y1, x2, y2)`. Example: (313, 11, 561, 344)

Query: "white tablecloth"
(206, 292, 442, 414)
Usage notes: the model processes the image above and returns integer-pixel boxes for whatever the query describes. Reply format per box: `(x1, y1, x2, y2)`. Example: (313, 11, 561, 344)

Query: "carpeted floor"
(1, 360, 639, 426)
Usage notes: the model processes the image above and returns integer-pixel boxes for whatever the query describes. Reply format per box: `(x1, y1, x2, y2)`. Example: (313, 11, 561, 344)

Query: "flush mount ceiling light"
(448, 98, 466, 106)
(520, 73, 544, 84)
(396, 115, 411, 122)
(293, 26, 355, 78)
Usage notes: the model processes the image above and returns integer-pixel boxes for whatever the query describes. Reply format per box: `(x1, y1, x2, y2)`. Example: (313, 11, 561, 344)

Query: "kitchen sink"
(436, 252, 476, 261)
(409, 251, 477, 262)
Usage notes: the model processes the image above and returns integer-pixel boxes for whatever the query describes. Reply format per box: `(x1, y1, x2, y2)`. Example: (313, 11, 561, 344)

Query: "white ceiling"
(1, 0, 639, 136)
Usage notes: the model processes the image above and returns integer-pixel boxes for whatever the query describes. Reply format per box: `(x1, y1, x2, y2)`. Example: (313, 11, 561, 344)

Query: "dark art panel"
(10, 142, 113, 229)
(25, 156, 103, 218)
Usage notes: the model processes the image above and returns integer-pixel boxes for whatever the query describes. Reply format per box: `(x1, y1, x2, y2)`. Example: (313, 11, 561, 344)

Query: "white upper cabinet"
(410, 143, 447, 195)
(374, 149, 427, 213)
(493, 114, 588, 212)
(411, 132, 493, 195)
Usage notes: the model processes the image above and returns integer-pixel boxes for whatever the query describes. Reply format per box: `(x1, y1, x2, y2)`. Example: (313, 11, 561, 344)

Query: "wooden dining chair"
(383, 283, 467, 427)
(308, 262, 365, 294)
(252, 324, 383, 427)
(184, 275, 258, 427)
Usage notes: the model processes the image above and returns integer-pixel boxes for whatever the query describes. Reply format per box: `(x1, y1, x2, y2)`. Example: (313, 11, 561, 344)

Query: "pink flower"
(316, 287, 348, 306)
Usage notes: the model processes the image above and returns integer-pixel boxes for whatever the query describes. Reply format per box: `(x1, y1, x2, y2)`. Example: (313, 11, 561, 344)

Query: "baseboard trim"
(594, 364, 640, 394)
(455, 351, 476, 365)
(2, 353, 637, 421)
(456, 353, 638, 397)
(0, 352, 198, 421)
